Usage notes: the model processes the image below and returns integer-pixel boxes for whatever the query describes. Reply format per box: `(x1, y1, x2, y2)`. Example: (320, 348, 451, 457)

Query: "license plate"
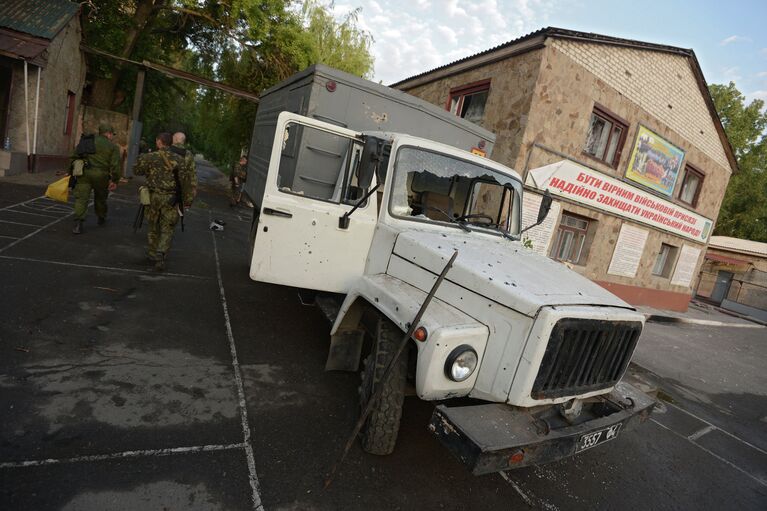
(576, 423, 623, 453)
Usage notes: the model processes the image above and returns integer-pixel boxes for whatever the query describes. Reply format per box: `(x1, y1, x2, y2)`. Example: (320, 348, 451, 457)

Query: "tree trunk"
(89, 0, 163, 109)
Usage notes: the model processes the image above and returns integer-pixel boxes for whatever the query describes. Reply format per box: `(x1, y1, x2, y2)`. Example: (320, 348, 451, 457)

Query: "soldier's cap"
(98, 124, 115, 135)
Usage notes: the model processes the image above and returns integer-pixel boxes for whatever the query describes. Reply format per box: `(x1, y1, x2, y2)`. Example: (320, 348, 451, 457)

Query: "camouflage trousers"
(146, 192, 180, 259)
(73, 170, 110, 221)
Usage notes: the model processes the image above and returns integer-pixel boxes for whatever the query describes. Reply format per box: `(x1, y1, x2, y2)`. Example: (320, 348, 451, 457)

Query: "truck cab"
(248, 111, 655, 473)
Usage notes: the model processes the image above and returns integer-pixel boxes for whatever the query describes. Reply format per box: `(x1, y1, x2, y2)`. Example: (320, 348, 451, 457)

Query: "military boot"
(72, 220, 83, 234)
(153, 254, 166, 272)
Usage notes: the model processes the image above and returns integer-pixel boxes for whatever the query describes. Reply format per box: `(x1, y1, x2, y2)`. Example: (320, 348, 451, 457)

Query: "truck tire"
(359, 316, 408, 455)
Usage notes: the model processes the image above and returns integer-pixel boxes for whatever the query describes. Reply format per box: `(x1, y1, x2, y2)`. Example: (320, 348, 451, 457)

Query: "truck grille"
(531, 319, 642, 399)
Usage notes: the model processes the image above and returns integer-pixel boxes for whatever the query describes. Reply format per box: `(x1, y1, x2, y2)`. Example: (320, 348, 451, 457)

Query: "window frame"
(276, 121, 368, 208)
(64, 91, 76, 136)
(677, 164, 704, 207)
(446, 79, 491, 124)
(582, 104, 629, 168)
(652, 242, 679, 278)
(550, 212, 592, 265)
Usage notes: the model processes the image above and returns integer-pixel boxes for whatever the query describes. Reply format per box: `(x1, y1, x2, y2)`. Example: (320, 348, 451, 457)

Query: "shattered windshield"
(389, 146, 522, 236)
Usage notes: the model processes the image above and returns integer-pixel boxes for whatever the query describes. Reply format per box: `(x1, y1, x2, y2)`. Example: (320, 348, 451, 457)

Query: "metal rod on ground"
(324, 250, 459, 489)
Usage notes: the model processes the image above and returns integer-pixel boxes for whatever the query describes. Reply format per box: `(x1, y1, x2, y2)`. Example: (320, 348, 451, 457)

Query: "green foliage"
(708, 82, 767, 242)
(80, 0, 375, 168)
(522, 237, 534, 249)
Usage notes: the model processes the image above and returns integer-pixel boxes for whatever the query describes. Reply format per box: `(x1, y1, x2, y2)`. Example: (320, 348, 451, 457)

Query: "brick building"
(393, 28, 737, 311)
(695, 236, 767, 321)
(0, 0, 85, 175)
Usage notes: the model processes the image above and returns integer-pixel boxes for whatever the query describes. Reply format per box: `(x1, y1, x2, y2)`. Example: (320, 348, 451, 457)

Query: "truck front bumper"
(429, 382, 655, 475)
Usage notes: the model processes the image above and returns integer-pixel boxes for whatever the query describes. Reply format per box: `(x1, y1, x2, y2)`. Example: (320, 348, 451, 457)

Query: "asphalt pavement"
(1, 163, 765, 510)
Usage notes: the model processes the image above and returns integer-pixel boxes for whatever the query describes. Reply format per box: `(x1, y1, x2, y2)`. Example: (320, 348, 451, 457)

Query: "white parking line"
(0, 255, 208, 280)
(0, 212, 73, 254)
(0, 443, 246, 469)
(651, 419, 767, 488)
(666, 401, 767, 455)
(0, 195, 45, 211)
(210, 219, 263, 511)
(0, 219, 44, 227)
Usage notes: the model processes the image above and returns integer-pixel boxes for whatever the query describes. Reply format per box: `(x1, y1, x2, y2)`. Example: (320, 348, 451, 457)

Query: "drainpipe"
(32, 65, 41, 165)
(23, 61, 29, 159)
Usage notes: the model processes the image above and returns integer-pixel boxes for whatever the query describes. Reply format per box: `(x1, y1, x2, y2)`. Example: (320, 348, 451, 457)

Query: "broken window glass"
(390, 147, 522, 235)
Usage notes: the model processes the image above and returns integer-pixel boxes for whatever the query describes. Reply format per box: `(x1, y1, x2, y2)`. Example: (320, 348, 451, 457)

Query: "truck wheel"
(359, 316, 408, 455)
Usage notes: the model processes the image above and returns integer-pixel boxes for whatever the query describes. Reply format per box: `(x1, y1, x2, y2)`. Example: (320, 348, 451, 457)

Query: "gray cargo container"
(244, 64, 496, 209)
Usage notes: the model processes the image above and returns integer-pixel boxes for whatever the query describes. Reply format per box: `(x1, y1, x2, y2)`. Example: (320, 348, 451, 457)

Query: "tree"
(709, 82, 767, 242)
(79, 0, 375, 167)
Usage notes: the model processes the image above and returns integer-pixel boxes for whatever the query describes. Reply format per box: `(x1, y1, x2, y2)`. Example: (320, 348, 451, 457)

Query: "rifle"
(173, 166, 184, 232)
(132, 204, 145, 232)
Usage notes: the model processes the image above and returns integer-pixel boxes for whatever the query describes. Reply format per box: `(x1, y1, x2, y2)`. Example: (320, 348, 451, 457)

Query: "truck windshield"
(389, 146, 522, 236)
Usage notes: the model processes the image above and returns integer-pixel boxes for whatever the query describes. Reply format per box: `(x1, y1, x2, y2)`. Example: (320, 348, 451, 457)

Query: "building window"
(583, 106, 628, 167)
(64, 91, 76, 136)
(550, 212, 591, 265)
(447, 79, 490, 127)
(678, 165, 704, 207)
(652, 243, 679, 277)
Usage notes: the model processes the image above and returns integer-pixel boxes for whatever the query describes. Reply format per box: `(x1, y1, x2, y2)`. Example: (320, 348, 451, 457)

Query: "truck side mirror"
(358, 137, 382, 189)
(538, 189, 553, 224)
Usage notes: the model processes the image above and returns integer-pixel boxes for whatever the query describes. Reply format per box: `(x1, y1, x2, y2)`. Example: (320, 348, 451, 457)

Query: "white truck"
(244, 65, 655, 474)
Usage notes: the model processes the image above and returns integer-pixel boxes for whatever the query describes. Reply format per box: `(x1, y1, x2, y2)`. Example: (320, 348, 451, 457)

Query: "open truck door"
(249, 113, 378, 293)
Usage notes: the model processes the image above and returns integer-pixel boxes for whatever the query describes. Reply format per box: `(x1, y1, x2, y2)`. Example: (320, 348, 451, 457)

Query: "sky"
(329, 0, 767, 107)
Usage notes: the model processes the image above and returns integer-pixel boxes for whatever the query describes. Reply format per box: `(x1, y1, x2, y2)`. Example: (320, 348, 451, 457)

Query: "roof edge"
(390, 26, 738, 174)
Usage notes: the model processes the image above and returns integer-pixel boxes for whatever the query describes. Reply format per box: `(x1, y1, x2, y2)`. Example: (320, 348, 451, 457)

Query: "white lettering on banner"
(521, 192, 560, 256)
(671, 245, 702, 287)
(607, 224, 649, 278)
(526, 161, 713, 243)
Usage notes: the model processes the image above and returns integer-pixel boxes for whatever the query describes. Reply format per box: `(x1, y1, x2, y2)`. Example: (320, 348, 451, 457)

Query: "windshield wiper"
(414, 203, 472, 232)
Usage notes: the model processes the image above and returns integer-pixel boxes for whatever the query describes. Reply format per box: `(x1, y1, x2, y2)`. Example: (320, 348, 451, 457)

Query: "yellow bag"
(45, 176, 70, 203)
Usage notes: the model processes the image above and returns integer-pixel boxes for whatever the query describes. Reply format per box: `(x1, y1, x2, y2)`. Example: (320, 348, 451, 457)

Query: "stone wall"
(696, 250, 767, 310)
(516, 42, 733, 302)
(550, 39, 730, 171)
(402, 48, 544, 169)
(5, 16, 85, 161)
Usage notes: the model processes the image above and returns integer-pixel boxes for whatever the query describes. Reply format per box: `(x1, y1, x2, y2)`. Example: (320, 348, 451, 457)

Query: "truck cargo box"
(244, 64, 496, 209)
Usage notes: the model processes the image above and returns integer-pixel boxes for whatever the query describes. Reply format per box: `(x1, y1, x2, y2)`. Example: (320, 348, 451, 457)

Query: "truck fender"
(326, 275, 488, 397)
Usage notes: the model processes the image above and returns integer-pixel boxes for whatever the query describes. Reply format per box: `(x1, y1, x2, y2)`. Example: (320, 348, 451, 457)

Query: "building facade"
(0, 0, 85, 175)
(695, 236, 767, 321)
(393, 28, 737, 312)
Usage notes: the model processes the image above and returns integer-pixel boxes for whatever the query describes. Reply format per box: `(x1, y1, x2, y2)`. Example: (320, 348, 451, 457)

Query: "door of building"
(710, 270, 734, 304)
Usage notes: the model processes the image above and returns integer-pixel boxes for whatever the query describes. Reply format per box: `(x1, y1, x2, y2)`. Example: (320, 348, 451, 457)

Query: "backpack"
(75, 134, 97, 155)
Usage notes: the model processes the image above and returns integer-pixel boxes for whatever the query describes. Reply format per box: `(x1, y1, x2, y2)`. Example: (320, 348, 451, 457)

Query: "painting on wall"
(625, 125, 685, 196)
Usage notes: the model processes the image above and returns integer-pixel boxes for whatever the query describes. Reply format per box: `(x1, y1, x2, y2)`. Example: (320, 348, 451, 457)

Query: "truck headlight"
(445, 345, 478, 382)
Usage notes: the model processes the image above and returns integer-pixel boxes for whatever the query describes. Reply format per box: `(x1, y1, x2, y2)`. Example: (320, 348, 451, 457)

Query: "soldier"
(230, 155, 248, 206)
(133, 132, 194, 271)
(72, 124, 120, 234)
(171, 132, 197, 202)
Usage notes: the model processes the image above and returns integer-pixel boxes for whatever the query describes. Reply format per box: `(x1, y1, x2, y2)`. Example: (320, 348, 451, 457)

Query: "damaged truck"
(243, 65, 655, 474)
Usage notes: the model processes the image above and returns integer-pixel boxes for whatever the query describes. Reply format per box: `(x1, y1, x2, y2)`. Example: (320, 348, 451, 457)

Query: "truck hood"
(391, 230, 632, 317)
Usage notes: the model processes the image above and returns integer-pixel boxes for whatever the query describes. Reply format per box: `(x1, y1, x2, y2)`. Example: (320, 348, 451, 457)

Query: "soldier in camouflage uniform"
(133, 132, 194, 271)
(230, 155, 248, 206)
(72, 124, 121, 234)
(171, 132, 197, 202)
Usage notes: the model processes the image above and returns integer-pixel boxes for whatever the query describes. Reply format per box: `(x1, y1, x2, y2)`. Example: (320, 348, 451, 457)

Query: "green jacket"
(134, 148, 193, 205)
(170, 144, 197, 201)
(79, 135, 120, 181)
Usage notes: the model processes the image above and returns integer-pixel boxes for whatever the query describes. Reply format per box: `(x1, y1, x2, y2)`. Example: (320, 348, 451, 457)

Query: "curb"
(644, 314, 766, 329)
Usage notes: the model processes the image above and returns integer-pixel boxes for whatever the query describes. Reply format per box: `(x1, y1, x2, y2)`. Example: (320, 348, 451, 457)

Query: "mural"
(625, 125, 685, 196)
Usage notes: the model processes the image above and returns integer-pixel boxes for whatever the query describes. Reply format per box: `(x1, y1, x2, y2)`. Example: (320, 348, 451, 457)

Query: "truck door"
(249, 112, 378, 293)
